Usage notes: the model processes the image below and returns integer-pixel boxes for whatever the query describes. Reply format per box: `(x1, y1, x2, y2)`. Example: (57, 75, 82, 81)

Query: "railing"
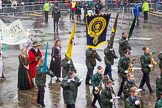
(0, 1, 162, 15)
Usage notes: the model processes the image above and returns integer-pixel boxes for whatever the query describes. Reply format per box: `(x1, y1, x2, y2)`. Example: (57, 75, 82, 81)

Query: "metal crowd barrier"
(0, 1, 162, 15)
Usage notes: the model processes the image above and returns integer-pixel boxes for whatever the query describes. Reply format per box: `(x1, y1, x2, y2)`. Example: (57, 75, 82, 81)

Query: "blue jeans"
(86, 68, 94, 83)
(104, 64, 113, 81)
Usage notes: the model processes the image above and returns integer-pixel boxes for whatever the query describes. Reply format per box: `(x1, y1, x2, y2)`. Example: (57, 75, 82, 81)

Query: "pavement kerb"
(149, 11, 162, 17)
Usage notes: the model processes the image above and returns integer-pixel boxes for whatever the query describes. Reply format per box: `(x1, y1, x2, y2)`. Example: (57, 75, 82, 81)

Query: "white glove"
(110, 99, 113, 102)
(125, 70, 128, 73)
(67, 79, 71, 83)
(110, 48, 113, 51)
(95, 87, 98, 90)
(67, 60, 71, 64)
(79, 78, 83, 82)
(148, 64, 153, 68)
(71, 78, 75, 81)
(135, 100, 140, 105)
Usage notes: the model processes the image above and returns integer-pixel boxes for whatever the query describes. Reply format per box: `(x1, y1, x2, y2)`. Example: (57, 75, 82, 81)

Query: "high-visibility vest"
(142, 2, 149, 12)
(43, 3, 50, 12)
(71, 2, 76, 8)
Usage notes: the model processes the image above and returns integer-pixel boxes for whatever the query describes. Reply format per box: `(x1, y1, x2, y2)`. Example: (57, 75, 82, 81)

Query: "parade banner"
(128, 16, 136, 40)
(65, 19, 76, 60)
(86, 14, 111, 48)
(109, 12, 119, 48)
(0, 19, 27, 45)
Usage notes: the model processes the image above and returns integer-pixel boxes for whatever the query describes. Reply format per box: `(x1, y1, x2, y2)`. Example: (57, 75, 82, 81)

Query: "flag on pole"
(65, 19, 76, 60)
(41, 42, 48, 73)
(86, 14, 111, 48)
(109, 12, 119, 48)
(128, 16, 136, 40)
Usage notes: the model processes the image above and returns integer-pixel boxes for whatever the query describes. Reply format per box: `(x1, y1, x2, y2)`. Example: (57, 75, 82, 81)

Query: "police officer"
(43, 0, 50, 23)
(125, 86, 143, 108)
(117, 51, 131, 97)
(155, 51, 162, 107)
(142, 0, 149, 23)
(85, 48, 102, 85)
(91, 66, 103, 108)
(104, 40, 118, 81)
(100, 80, 116, 108)
(52, 5, 61, 32)
(119, 32, 131, 57)
(95, 0, 102, 14)
(139, 47, 154, 93)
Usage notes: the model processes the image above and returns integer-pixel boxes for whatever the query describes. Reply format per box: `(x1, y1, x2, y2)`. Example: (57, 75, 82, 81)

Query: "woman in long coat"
(50, 39, 61, 81)
(18, 47, 33, 90)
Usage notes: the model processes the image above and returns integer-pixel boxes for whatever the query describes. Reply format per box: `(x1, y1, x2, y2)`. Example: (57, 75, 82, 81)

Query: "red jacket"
(28, 48, 42, 78)
(69, 2, 76, 11)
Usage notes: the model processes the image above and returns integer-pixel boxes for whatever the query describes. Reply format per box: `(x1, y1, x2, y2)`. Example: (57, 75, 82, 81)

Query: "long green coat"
(125, 96, 143, 108)
(100, 87, 115, 108)
(61, 58, 76, 78)
(60, 76, 81, 105)
(156, 98, 162, 108)
(119, 38, 131, 56)
(85, 48, 101, 69)
(91, 72, 102, 88)
(123, 80, 135, 99)
(140, 53, 151, 73)
(104, 47, 118, 65)
(156, 74, 162, 98)
(118, 56, 130, 78)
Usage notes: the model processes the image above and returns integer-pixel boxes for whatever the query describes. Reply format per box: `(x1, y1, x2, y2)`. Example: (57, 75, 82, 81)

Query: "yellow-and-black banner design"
(86, 14, 111, 48)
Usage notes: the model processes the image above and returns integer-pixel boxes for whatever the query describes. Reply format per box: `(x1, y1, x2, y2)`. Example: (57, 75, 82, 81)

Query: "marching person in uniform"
(104, 40, 118, 82)
(123, 74, 136, 105)
(52, 4, 61, 32)
(119, 32, 131, 57)
(139, 47, 154, 93)
(28, 41, 42, 85)
(100, 80, 116, 108)
(61, 70, 82, 108)
(91, 66, 103, 108)
(35, 59, 48, 108)
(117, 51, 131, 97)
(155, 51, 162, 107)
(85, 48, 102, 85)
(43, 0, 50, 23)
(156, 92, 162, 108)
(61, 55, 76, 78)
(125, 86, 143, 108)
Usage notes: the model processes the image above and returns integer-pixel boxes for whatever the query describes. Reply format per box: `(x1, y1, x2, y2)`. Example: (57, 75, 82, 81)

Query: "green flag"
(109, 12, 119, 48)
(128, 16, 136, 40)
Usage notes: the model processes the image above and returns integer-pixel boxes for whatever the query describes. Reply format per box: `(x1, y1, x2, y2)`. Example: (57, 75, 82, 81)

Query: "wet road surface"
(0, 12, 162, 108)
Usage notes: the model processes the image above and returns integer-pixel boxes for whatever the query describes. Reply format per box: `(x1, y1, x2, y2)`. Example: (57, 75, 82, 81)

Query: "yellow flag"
(65, 20, 76, 60)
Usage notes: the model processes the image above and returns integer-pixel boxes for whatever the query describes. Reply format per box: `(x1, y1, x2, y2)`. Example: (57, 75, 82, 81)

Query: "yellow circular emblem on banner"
(88, 17, 106, 45)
